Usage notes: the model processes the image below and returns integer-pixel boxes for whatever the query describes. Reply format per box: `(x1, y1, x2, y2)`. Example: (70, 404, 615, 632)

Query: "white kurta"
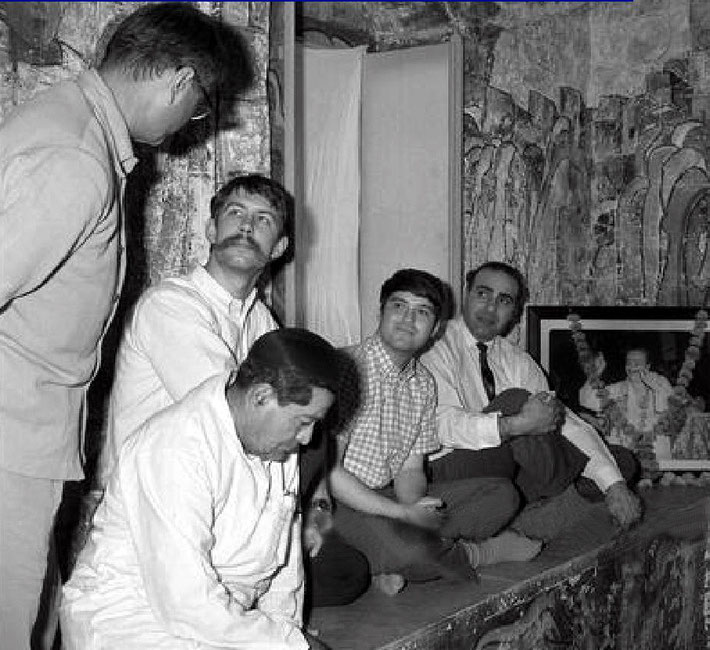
(422, 317, 623, 492)
(99, 265, 278, 485)
(62, 375, 307, 649)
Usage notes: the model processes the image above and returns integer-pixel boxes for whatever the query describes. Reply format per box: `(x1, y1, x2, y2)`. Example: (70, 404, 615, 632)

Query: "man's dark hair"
(465, 261, 529, 326)
(379, 268, 449, 322)
(233, 329, 340, 406)
(98, 2, 253, 97)
(210, 174, 295, 241)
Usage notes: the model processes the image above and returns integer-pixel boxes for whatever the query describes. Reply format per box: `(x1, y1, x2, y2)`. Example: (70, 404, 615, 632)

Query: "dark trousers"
(430, 441, 639, 505)
(430, 433, 589, 505)
(333, 480, 518, 581)
(305, 531, 370, 609)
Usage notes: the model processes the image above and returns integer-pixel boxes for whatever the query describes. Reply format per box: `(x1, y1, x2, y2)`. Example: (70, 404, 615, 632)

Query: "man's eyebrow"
(223, 199, 277, 214)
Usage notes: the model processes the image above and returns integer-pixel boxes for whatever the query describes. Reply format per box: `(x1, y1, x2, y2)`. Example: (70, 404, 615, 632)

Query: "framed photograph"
(526, 306, 710, 471)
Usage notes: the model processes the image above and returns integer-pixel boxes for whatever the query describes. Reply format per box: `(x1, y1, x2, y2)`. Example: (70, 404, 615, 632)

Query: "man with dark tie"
(422, 261, 642, 533)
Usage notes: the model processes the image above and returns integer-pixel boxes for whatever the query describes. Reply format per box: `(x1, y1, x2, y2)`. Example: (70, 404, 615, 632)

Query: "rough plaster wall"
(0, 1, 272, 293)
(484, 0, 709, 308)
(301, 0, 710, 318)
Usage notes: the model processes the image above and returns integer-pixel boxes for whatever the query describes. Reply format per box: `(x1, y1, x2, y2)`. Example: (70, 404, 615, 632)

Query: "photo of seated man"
(579, 346, 674, 454)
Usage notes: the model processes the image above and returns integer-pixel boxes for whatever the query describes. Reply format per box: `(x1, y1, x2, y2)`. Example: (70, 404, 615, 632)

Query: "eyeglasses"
(191, 78, 213, 121)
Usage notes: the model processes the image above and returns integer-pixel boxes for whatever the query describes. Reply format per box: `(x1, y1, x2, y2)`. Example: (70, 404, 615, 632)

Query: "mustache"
(213, 233, 258, 251)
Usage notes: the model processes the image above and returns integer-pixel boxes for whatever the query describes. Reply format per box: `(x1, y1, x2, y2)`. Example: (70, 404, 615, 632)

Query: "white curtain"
(298, 45, 365, 347)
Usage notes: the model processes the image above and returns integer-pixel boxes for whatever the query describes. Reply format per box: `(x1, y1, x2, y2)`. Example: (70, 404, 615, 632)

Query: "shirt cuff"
(582, 458, 623, 493)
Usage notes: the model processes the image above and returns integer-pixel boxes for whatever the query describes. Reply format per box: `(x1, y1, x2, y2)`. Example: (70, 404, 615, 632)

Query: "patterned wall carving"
(300, 0, 710, 314)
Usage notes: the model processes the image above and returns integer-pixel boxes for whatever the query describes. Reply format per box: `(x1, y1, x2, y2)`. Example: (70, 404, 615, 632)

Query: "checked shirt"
(337, 334, 440, 489)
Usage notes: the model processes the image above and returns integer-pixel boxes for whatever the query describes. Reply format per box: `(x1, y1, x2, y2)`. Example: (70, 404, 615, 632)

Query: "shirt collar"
(453, 316, 500, 353)
(76, 69, 137, 176)
(189, 265, 258, 318)
(365, 333, 418, 380)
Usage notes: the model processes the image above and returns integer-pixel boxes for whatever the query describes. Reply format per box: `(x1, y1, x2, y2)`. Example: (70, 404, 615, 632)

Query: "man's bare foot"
(372, 573, 406, 596)
(605, 481, 642, 529)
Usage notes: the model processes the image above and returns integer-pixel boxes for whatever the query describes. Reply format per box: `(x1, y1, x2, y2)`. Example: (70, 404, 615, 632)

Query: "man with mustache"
(98, 174, 291, 482)
(96, 173, 369, 610)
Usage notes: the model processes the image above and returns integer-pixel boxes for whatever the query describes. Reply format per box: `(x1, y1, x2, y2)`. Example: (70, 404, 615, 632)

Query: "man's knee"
(481, 479, 521, 532)
(438, 477, 520, 540)
(308, 534, 370, 608)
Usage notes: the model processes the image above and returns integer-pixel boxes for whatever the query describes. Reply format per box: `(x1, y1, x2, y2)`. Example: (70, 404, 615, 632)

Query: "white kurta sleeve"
(122, 444, 308, 649)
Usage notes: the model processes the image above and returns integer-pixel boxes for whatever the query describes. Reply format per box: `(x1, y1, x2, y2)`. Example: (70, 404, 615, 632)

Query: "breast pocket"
(258, 491, 298, 568)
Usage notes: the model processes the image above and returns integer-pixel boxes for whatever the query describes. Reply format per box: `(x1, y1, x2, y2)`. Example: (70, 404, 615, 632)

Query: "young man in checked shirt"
(326, 269, 542, 595)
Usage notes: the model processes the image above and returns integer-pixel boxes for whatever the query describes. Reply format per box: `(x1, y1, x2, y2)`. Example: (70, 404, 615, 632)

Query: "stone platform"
(309, 487, 710, 649)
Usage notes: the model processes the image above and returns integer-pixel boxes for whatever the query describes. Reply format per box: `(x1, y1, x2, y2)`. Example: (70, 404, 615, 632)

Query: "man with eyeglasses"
(320, 269, 542, 597)
(422, 261, 642, 539)
(0, 4, 252, 648)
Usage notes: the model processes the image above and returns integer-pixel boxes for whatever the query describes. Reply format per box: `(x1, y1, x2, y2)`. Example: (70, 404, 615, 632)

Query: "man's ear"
(270, 236, 289, 261)
(249, 383, 277, 408)
(170, 66, 196, 104)
(206, 218, 217, 245)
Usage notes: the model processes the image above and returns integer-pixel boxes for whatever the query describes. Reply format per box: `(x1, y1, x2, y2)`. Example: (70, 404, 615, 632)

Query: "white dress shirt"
(62, 375, 307, 649)
(99, 265, 278, 485)
(422, 317, 623, 492)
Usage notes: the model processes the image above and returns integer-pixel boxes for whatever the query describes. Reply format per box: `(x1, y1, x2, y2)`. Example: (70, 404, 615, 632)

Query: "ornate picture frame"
(526, 305, 710, 471)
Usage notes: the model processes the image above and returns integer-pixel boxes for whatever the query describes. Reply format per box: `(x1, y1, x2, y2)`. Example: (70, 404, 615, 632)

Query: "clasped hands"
(505, 391, 566, 439)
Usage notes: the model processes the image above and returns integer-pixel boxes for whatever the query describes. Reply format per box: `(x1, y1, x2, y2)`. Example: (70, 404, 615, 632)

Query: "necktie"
(477, 342, 496, 403)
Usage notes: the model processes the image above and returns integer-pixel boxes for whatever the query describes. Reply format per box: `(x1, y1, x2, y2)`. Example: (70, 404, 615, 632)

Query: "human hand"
(303, 524, 325, 558)
(303, 500, 333, 558)
(415, 495, 444, 510)
(593, 353, 606, 378)
(507, 393, 558, 437)
(401, 500, 446, 531)
(547, 395, 566, 429)
(604, 481, 642, 530)
(638, 369, 665, 391)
